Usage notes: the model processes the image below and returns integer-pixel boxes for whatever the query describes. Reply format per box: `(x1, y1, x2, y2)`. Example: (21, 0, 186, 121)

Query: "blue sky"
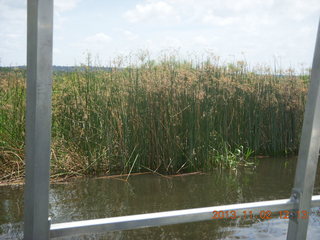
(0, 0, 319, 68)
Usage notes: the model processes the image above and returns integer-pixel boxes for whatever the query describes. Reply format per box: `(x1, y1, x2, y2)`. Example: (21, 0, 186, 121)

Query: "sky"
(0, 0, 320, 68)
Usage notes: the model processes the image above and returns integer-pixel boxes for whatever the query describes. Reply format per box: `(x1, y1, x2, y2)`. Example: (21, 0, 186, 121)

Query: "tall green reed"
(0, 57, 308, 180)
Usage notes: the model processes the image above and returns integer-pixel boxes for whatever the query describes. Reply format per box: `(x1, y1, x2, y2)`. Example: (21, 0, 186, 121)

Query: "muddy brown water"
(1, 157, 320, 239)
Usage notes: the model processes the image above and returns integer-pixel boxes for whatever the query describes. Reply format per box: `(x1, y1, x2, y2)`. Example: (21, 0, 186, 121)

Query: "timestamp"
(212, 210, 309, 220)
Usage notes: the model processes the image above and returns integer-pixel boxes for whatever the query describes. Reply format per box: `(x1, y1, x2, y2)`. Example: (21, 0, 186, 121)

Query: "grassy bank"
(0, 58, 308, 181)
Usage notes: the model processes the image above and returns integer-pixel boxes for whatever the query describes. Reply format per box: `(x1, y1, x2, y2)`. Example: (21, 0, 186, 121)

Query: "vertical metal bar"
(287, 18, 320, 240)
(24, 0, 54, 239)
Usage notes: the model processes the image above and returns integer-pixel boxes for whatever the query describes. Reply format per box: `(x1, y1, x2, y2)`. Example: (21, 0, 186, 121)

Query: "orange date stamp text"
(212, 210, 309, 220)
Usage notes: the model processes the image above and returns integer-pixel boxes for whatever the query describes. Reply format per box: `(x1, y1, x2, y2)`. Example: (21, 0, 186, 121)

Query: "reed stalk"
(0, 57, 308, 181)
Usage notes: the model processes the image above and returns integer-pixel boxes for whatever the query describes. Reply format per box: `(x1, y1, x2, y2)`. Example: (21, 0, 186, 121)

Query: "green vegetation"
(0, 56, 309, 181)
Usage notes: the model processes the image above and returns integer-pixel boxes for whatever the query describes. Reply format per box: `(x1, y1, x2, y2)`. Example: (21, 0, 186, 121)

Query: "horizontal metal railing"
(50, 195, 320, 238)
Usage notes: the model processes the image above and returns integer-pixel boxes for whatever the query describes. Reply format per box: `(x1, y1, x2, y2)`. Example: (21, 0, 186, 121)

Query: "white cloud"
(1, 0, 319, 66)
(124, 1, 179, 23)
(53, 48, 62, 54)
(193, 36, 209, 45)
(85, 33, 112, 44)
(163, 36, 181, 48)
(285, 0, 320, 21)
(54, 0, 81, 30)
(69, 33, 113, 64)
(0, 1, 26, 65)
(0, 0, 82, 65)
(122, 30, 139, 41)
(143, 39, 157, 50)
(202, 11, 238, 26)
(55, 0, 81, 13)
(124, 0, 319, 26)
(221, 0, 274, 12)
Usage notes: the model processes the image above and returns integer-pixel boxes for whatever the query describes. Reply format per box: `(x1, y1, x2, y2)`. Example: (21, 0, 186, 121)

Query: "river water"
(1, 158, 320, 239)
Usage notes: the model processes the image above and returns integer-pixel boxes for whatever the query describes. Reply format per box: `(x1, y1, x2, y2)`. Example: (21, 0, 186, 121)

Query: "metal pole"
(287, 18, 320, 240)
(24, 0, 54, 239)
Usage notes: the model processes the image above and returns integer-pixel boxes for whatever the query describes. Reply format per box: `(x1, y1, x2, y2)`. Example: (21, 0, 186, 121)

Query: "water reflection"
(1, 157, 319, 239)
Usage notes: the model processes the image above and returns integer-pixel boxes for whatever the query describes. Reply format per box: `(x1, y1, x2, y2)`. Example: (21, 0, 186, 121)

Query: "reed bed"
(0, 58, 308, 181)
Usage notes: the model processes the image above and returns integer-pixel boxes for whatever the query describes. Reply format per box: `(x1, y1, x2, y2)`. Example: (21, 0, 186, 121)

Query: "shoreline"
(0, 171, 206, 187)
(0, 156, 284, 186)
